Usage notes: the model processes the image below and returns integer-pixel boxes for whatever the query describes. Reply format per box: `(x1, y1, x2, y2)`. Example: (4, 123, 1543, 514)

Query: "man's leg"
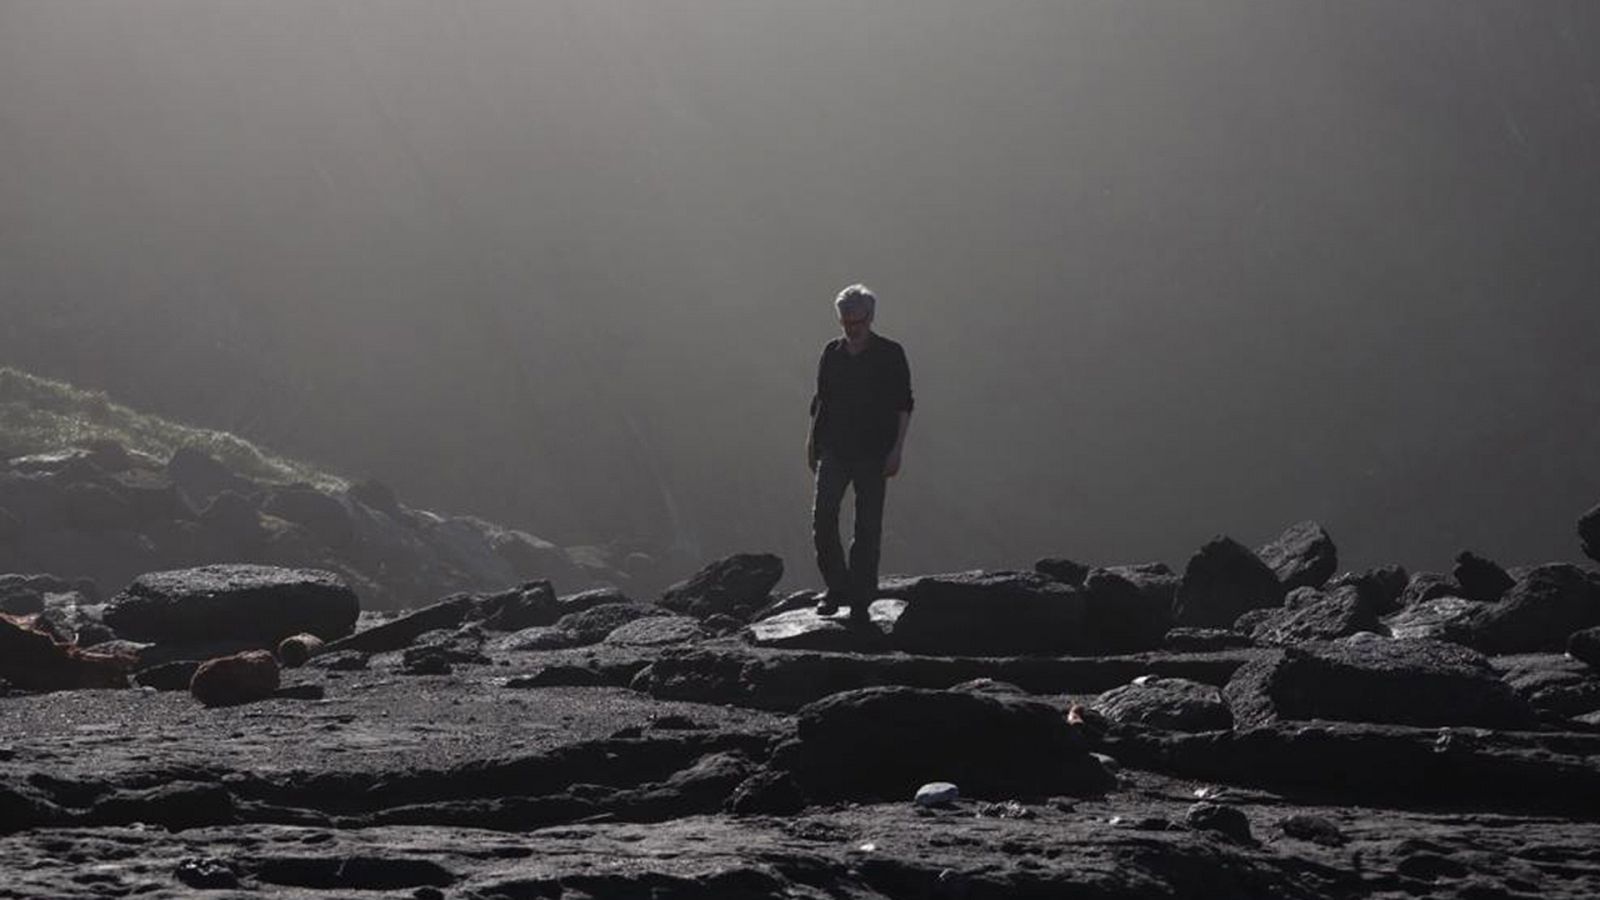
(812, 454, 852, 611)
(846, 457, 887, 621)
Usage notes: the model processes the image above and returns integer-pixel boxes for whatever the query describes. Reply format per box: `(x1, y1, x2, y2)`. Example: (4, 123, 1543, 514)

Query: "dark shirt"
(809, 333, 914, 461)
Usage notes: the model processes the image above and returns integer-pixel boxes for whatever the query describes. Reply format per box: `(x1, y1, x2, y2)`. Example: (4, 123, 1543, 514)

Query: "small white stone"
(914, 781, 960, 807)
(1131, 674, 1158, 686)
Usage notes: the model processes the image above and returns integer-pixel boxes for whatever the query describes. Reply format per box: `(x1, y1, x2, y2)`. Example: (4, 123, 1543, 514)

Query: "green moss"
(0, 367, 345, 490)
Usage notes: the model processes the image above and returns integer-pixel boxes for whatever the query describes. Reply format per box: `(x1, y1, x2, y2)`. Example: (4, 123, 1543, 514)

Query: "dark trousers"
(812, 453, 887, 608)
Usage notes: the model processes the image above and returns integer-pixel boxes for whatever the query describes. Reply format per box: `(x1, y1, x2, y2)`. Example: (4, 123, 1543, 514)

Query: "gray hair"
(834, 283, 876, 319)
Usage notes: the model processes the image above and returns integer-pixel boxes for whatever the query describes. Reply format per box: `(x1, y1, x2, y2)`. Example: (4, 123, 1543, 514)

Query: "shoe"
(845, 609, 873, 628)
(815, 596, 841, 616)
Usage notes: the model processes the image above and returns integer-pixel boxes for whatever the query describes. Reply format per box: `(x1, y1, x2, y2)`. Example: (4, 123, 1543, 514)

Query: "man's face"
(839, 310, 872, 343)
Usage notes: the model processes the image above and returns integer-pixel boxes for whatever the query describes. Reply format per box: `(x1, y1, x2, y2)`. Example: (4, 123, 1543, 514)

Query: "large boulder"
(889, 571, 1086, 655)
(1325, 565, 1408, 614)
(1255, 521, 1338, 591)
(1092, 677, 1232, 732)
(770, 686, 1115, 801)
(1222, 638, 1535, 730)
(1451, 551, 1515, 603)
(1245, 583, 1385, 645)
(167, 447, 251, 506)
(1080, 568, 1172, 652)
(1580, 503, 1600, 565)
(1461, 564, 1600, 654)
(1383, 595, 1482, 642)
(660, 553, 783, 621)
(104, 565, 359, 645)
(1172, 537, 1284, 628)
(261, 486, 354, 549)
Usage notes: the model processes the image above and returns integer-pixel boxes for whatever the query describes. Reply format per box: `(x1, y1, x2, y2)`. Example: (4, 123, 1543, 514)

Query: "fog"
(4, 1, 1599, 586)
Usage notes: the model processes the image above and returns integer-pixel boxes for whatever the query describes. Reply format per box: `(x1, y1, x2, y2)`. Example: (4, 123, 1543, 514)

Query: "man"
(806, 283, 913, 625)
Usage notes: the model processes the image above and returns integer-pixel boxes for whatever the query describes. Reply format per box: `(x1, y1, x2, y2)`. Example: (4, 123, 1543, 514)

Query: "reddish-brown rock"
(189, 650, 280, 707)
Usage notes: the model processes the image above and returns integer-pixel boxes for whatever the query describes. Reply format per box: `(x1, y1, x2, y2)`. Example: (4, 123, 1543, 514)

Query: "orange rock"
(190, 650, 280, 707)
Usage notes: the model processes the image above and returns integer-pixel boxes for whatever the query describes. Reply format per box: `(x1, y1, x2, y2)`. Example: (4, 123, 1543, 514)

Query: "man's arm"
(884, 346, 913, 477)
(884, 410, 911, 477)
(807, 348, 827, 472)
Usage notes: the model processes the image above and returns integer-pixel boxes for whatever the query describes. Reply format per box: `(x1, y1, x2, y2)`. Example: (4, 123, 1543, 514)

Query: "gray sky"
(3, 1, 1599, 585)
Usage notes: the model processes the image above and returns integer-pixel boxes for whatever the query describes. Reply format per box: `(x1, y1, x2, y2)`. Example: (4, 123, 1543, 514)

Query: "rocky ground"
(4, 513, 1600, 898)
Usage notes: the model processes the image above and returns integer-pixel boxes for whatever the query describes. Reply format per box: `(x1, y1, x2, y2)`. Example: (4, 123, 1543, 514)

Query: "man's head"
(835, 283, 876, 343)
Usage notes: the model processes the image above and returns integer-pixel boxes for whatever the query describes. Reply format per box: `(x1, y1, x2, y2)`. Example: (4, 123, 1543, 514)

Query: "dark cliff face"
(4, 2, 1600, 582)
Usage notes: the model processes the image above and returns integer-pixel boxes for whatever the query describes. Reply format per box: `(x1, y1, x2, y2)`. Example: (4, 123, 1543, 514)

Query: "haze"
(4, 1, 1599, 587)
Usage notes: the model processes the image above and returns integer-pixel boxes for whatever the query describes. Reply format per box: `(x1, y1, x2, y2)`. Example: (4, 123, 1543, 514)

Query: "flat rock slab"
(1223, 638, 1536, 730)
(0, 666, 783, 783)
(604, 615, 707, 646)
(745, 599, 905, 650)
(1093, 676, 1232, 732)
(103, 565, 359, 644)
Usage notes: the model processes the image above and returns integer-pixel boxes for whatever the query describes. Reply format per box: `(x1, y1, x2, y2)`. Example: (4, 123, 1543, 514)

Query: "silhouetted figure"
(806, 284, 913, 624)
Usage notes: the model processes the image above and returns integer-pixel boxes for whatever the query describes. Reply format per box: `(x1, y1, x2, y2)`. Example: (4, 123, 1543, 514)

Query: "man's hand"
(884, 447, 903, 478)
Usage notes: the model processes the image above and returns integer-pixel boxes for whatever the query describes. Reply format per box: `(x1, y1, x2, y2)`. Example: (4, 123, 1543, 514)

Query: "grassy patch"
(0, 367, 345, 490)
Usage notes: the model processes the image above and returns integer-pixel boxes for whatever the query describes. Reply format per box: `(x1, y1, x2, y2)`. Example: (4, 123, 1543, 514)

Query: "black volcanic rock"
(604, 615, 706, 647)
(1161, 627, 1257, 652)
(472, 581, 558, 631)
(1462, 564, 1600, 654)
(1495, 653, 1600, 718)
(1326, 565, 1408, 613)
(1581, 503, 1600, 565)
(772, 685, 1114, 801)
(1172, 537, 1284, 628)
(554, 602, 668, 645)
(1255, 521, 1337, 591)
(104, 564, 358, 645)
(1245, 584, 1385, 645)
(1571, 627, 1600, 670)
(1383, 595, 1482, 642)
(1399, 572, 1460, 608)
(1092, 677, 1232, 732)
(890, 571, 1085, 655)
(660, 553, 783, 621)
(726, 770, 806, 815)
(1452, 551, 1515, 602)
(166, 447, 250, 506)
(1222, 638, 1535, 730)
(1080, 568, 1172, 652)
(198, 491, 263, 547)
(1034, 557, 1089, 586)
(326, 594, 479, 654)
(262, 485, 353, 549)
